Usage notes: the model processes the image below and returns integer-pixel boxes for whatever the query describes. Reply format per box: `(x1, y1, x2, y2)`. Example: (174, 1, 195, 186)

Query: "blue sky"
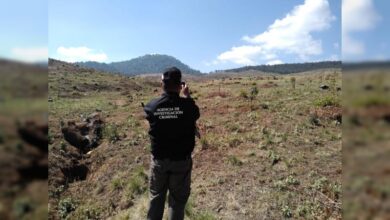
(342, 0, 390, 61)
(49, 0, 341, 72)
(2, 0, 389, 70)
(0, 0, 47, 62)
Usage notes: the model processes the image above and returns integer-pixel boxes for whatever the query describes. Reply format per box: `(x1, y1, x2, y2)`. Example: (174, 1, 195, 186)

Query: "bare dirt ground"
(48, 59, 341, 219)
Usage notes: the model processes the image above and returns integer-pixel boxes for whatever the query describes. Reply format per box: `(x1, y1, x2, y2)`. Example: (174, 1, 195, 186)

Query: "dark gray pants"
(147, 156, 192, 220)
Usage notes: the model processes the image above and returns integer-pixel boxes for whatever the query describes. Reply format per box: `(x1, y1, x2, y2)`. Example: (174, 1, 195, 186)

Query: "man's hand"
(182, 84, 190, 98)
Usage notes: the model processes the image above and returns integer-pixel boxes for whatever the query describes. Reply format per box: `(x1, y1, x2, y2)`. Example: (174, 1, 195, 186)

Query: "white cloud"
(266, 60, 284, 65)
(217, 45, 262, 65)
(56, 46, 108, 62)
(215, 0, 335, 65)
(10, 47, 48, 63)
(342, 0, 380, 56)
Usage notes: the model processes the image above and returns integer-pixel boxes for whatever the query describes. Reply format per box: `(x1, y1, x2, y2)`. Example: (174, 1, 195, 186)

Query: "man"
(144, 67, 200, 220)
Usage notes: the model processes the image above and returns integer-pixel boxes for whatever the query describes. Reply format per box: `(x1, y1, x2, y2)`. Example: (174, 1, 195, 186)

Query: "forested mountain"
(219, 61, 341, 74)
(76, 54, 202, 75)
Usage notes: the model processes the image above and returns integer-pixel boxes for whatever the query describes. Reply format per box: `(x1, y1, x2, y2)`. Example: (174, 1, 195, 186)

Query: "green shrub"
(314, 96, 340, 107)
(111, 178, 124, 190)
(268, 150, 281, 165)
(249, 86, 259, 100)
(227, 155, 243, 166)
(239, 90, 248, 99)
(71, 204, 102, 220)
(103, 123, 120, 143)
(13, 197, 33, 218)
(285, 175, 300, 186)
(282, 205, 293, 218)
(126, 166, 147, 197)
(58, 198, 76, 219)
(200, 137, 209, 150)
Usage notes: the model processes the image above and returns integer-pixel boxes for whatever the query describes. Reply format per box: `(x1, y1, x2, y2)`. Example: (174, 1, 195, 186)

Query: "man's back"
(144, 91, 200, 160)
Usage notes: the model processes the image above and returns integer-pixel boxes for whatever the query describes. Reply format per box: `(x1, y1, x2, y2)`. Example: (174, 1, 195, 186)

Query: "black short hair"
(162, 67, 182, 86)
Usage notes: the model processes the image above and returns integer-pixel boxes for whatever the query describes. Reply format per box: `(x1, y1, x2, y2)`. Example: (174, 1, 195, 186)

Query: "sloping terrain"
(48, 60, 341, 219)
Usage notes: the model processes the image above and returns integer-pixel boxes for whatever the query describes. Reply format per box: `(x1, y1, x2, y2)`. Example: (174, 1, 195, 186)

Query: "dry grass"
(48, 60, 342, 219)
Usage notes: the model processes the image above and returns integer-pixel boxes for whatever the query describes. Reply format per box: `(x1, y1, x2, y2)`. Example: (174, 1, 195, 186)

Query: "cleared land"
(48, 60, 341, 219)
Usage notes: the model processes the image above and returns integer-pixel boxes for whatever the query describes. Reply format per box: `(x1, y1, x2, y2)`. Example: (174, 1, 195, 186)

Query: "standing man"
(144, 67, 200, 220)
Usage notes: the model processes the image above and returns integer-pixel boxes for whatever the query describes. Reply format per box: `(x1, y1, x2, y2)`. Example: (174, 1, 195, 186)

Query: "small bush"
(126, 166, 147, 197)
(13, 197, 33, 218)
(282, 205, 293, 218)
(290, 77, 296, 89)
(268, 150, 281, 165)
(239, 90, 248, 99)
(227, 137, 242, 148)
(227, 155, 243, 166)
(200, 137, 209, 150)
(285, 175, 300, 186)
(274, 180, 288, 191)
(72, 204, 102, 220)
(249, 86, 259, 101)
(314, 96, 340, 107)
(111, 178, 124, 190)
(58, 198, 76, 219)
(103, 124, 120, 143)
(311, 177, 329, 192)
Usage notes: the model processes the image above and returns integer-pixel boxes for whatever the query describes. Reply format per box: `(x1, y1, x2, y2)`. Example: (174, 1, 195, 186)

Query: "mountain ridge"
(76, 54, 202, 75)
(218, 61, 342, 74)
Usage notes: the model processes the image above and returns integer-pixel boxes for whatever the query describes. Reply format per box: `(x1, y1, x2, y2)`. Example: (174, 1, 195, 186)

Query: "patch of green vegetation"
(126, 166, 148, 198)
(268, 150, 281, 165)
(200, 137, 209, 150)
(71, 203, 102, 220)
(285, 175, 300, 186)
(311, 176, 328, 191)
(185, 198, 216, 220)
(239, 90, 248, 99)
(227, 155, 243, 166)
(111, 178, 124, 191)
(227, 137, 242, 148)
(249, 86, 259, 101)
(103, 123, 120, 143)
(13, 197, 33, 219)
(58, 198, 76, 219)
(314, 95, 340, 107)
(281, 205, 293, 218)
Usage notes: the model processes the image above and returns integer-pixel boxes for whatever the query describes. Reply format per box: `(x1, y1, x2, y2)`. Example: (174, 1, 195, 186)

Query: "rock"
(319, 85, 329, 90)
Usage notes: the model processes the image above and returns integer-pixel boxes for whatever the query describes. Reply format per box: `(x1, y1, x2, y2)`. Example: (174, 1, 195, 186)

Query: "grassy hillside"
(48, 60, 341, 219)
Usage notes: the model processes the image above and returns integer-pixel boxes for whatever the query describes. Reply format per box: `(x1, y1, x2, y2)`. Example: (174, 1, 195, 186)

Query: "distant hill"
(343, 61, 390, 70)
(76, 54, 202, 75)
(219, 61, 341, 74)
